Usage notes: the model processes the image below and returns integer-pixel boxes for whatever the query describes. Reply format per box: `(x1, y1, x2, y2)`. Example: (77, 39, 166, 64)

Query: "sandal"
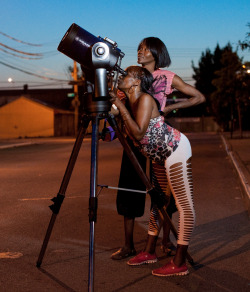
(111, 247, 136, 260)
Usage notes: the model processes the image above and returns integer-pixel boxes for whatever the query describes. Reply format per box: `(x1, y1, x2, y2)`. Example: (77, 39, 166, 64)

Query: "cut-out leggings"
(148, 133, 195, 245)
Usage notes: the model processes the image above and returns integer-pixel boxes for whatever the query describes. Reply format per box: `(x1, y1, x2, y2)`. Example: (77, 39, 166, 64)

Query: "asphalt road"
(0, 133, 249, 292)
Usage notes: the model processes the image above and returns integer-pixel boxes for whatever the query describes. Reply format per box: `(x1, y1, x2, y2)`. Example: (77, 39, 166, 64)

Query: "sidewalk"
(221, 131, 250, 215)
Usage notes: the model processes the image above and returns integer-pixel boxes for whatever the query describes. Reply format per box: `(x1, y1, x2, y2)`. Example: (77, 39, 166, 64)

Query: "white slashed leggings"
(148, 133, 195, 245)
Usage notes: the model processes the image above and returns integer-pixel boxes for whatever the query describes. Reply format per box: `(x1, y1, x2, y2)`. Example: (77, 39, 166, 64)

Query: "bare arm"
(109, 92, 154, 141)
(163, 75, 206, 115)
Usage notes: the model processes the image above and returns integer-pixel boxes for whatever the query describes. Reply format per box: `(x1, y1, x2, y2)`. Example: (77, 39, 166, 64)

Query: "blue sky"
(0, 0, 249, 89)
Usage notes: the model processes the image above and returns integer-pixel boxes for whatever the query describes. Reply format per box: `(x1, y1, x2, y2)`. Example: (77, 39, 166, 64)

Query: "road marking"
(19, 195, 84, 201)
(0, 252, 23, 259)
(0, 142, 36, 149)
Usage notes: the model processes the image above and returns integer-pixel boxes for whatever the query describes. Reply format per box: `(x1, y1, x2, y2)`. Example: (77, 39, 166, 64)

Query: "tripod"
(36, 108, 194, 291)
(43, 23, 195, 291)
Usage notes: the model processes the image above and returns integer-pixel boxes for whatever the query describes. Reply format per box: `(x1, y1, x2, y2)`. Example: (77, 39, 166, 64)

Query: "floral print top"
(138, 116, 181, 162)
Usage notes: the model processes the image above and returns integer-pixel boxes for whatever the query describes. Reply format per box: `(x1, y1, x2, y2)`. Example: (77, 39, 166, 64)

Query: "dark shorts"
(116, 138, 147, 218)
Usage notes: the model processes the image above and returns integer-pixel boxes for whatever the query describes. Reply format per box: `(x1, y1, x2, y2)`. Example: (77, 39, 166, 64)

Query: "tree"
(192, 42, 250, 133)
(210, 50, 242, 132)
(238, 23, 250, 51)
(236, 61, 250, 134)
(192, 48, 215, 98)
(192, 43, 233, 116)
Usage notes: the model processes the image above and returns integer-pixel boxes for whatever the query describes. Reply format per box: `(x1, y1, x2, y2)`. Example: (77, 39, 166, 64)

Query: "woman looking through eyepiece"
(109, 65, 196, 276)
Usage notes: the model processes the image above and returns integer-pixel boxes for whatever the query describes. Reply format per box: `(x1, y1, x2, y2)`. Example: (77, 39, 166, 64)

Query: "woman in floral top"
(110, 65, 196, 277)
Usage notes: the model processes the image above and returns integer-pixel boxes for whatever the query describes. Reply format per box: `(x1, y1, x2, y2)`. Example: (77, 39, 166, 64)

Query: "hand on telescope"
(116, 89, 127, 103)
(109, 90, 118, 103)
(109, 90, 125, 108)
(109, 90, 121, 116)
(110, 106, 120, 116)
(109, 89, 129, 118)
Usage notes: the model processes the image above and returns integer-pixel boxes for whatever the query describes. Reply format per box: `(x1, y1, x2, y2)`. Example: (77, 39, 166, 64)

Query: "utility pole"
(72, 61, 80, 136)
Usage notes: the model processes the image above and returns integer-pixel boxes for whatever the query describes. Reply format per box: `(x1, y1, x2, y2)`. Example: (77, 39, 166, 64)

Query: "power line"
(0, 42, 43, 56)
(0, 60, 69, 82)
(0, 31, 42, 46)
(0, 51, 68, 83)
(0, 81, 70, 89)
(0, 48, 42, 60)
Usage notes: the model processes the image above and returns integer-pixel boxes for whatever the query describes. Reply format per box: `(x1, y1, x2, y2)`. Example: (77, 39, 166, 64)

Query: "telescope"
(37, 24, 128, 291)
(37, 23, 194, 292)
(57, 23, 126, 112)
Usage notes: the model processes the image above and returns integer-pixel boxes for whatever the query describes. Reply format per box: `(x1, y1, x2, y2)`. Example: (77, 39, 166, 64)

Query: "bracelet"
(121, 112, 131, 120)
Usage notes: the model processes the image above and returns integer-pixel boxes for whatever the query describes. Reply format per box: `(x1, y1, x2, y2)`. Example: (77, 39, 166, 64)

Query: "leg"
(162, 195, 178, 255)
(168, 156, 195, 266)
(111, 216, 136, 259)
(161, 213, 176, 255)
(124, 216, 135, 250)
(112, 138, 147, 260)
(127, 205, 160, 265)
(162, 222, 171, 246)
(144, 234, 158, 254)
(166, 135, 195, 266)
(152, 134, 195, 276)
(174, 244, 189, 266)
(150, 162, 177, 254)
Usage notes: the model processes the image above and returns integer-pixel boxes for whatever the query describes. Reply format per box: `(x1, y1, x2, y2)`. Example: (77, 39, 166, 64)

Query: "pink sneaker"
(152, 259, 189, 276)
(127, 251, 157, 266)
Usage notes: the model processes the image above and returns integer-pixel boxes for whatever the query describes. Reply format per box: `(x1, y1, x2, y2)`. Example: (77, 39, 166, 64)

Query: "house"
(0, 96, 74, 138)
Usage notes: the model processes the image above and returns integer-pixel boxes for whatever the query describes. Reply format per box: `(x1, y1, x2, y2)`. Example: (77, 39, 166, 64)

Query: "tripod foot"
(188, 259, 195, 266)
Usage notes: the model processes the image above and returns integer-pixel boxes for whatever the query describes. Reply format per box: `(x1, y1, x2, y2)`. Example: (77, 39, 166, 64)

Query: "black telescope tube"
(57, 23, 100, 69)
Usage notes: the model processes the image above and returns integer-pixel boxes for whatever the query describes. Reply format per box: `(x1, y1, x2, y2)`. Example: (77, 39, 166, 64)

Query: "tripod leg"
(88, 114, 100, 292)
(36, 115, 90, 268)
(107, 114, 194, 265)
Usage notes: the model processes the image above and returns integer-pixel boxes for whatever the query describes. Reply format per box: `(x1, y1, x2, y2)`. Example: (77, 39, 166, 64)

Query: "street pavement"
(0, 132, 249, 292)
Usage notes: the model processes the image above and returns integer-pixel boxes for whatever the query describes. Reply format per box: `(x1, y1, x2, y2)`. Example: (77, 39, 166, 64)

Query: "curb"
(220, 134, 250, 216)
(0, 137, 83, 150)
(0, 142, 36, 150)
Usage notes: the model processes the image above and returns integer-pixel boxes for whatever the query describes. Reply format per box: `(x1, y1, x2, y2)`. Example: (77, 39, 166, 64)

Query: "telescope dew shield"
(57, 23, 123, 71)
(57, 23, 99, 70)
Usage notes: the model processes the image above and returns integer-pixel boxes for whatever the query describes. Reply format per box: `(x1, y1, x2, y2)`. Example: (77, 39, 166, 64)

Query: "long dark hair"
(126, 66, 160, 110)
(138, 37, 171, 70)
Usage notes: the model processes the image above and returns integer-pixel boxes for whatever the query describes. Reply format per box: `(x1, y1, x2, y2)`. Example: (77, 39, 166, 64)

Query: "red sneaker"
(152, 259, 189, 276)
(127, 251, 157, 266)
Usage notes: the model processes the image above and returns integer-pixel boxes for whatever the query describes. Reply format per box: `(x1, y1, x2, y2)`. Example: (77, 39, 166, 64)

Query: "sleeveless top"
(138, 116, 181, 163)
(151, 69, 175, 111)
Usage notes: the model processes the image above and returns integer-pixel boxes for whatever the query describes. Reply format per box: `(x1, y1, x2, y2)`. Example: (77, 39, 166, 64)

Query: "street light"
(234, 63, 250, 139)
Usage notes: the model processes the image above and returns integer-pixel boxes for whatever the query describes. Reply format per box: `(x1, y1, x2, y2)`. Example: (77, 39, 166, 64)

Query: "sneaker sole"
(127, 258, 158, 266)
(152, 269, 189, 277)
